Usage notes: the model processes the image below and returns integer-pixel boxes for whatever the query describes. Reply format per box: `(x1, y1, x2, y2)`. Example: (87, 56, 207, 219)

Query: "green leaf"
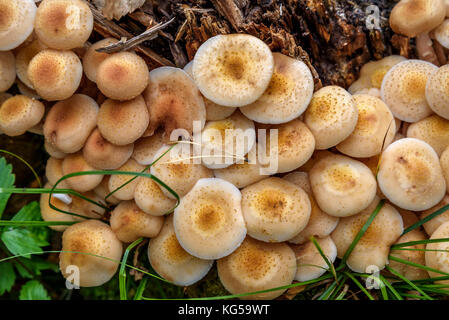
(19, 280, 50, 300)
(0, 157, 15, 219)
(0, 262, 16, 295)
(14, 258, 58, 279)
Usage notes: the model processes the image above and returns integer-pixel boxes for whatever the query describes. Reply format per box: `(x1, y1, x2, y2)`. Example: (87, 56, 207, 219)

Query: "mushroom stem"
(416, 33, 440, 66)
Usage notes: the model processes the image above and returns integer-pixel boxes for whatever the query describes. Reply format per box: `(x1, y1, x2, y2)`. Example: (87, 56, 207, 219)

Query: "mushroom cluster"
(1, 0, 449, 299)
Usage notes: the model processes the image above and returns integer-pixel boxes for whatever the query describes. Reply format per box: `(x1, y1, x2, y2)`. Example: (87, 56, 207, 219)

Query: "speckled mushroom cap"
(217, 236, 297, 300)
(291, 236, 337, 282)
(131, 130, 166, 165)
(331, 197, 403, 273)
(0, 95, 45, 136)
(0, 51, 15, 92)
(426, 64, 449, 120)
(0, 0, 36, 50)
(44, 140, 67, 159)
(381, 59, 437, 122)
(425, 221, 449, 284)
(173, 178, 246, 260)
(241, 177, 311, 243)
(69, 191, 105, 220)
(406, 115, 449, 156)
(377, 138, 446, 211)
(134, 178, 176, 216)
(45, 157, 70, 189)
(420, 195, 449, 236)
(15, 40, 47, 89)
(192, 34, 274, 107)
(62, 152, 104, 192)
(93, 176, 120, 205)
(434, 19, 449, 49)
(337, 94, 396, 158)
(148, 215, 213, 286)
(441, 146, 449, 193)
(82, 38, 119, 83)
(309, 154, 377, 217)
(240, 52, 314, 124)
(304, 86, 358, 150)
(108, 158, 145, 201)
(60, 220, 123, 287)
(40, 183, 75, 232)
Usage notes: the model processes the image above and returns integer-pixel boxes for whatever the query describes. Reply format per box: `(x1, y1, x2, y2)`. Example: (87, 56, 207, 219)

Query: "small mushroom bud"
(15, 39, 47, 89)
(82, 38, 119, 83)
(108, 159, 145, 201)
(40, 183, 76, 232)
(134, 178, 176, 216)
(62, 152, 104, 192)
(0, 0, 37, 50)
(93, 176, 120, 205)
(45, 157, 70, 189)
(0, 95, 45, 136)
(407, 115, 449, 156)
(131, 130, 165, 165)
(69, 191, 105, 220)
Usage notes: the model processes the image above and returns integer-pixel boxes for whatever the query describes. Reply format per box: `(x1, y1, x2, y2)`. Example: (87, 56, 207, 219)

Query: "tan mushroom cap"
(381, 59, 437, 122)
(192, 34, 274, 107)
(426, 64, 449, 120)
(69, 191, 105, 220)
(131, 130, 165, 165)
(304, 86, 358, 150)
(44, 141, 67, 159)
(150, 144, 213, 199)
(353, 87, 382, 98)
(40, 183, 75, 232)
(446, 0, 449, 16)
(241, 177, 311, 243)
(309, 154, 377, 217)
(299, 150, 334, 172)
(142, 66, 206, 138)
(291, 236, 337, 282)
(442, 146, 449, 193)
(0, 0, 36, 50)
(0, 51, 15, 92)
(148, 215, 213, 286)
(377, 138, 446, 211)
(337, 94, 396, 158)
(434, 19, 449, 49)
(0, 93, 12, 106)
(240, 52, 314, 124)
(97, 96, 149, 146)
(110, 200, 164, 243)
(60, 220, 123, 287)
(28, 49, 83, 101)
(183, 61, 236, 121)
(62, 152, 104, 192)
(82, 38, 119, 83)
(284, 172, 339, 244)
(407, 115, 449, 156)
(44, 94, 98, 153)
(134, 177, 176, 216)
(108, 158, 145, 201)
(420, 195, 449, 236)
(0, 95, 44, 136)
(173, 178, 246, 259)
(331, 197, 403, 273)
(93, 176, 120, 205)
(45, 157, 70, 189)
(201, 111, 256, 169)
(348, 56, 407, 94)
(15, 39, 47, 88)
(83, 128, 134, 170)
(425, 221, 449, 284)
(16, 79, 41, 100)
(390, 0, 446, 37)
(217, 236, 296, 300)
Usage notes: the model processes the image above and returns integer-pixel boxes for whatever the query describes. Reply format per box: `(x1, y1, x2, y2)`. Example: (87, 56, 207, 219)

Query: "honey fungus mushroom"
(0, 95, 45, 136)
(134, 178, 176, 216)
(82, 38, 119, 83)
(173, 178, 246, 260)
(420, 195, 449, 236)
(45, 157, 70, 189)
(331, 197, 403, 273)
(0, 0, 36, 50)
(406, 115, 449, 156)
(62, 152, 104, 192)
(131, 130, 165, 165)
(108, 158, 145, 201)
(60, 220, 123, 287)
(15, 39, 48, 89)
(148, 215, 213, 286)
(425, 221, 449, 284)
(426, 64, 449, 120)
(40, 183, 76, 232)
(217, 237, 296, 300)
(441, 146, 449, 193)
(0, 51, 16, 92)
(377, 138, 446, 211)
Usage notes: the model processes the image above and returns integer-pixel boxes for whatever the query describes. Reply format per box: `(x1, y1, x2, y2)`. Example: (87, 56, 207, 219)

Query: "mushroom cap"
(16, 79, 41, 100)
(93, 176, 120, 205)
(40, 183, 75, 232)
(192, 34, 274, 107)
(110, 200, 164, 243)
(142, 66, 206, 138)
(34, 0, 93, 50)
(131, 130, 165, 165)
(148, 215, 213, 286)
(27, 49, 83, 101)
(45, 157, 70, 189)
(425, 221, 449, 284)
(60, 220, 123, 287)
(69, 191, 105, 220)
(0, 0, 36, 50)
(420, 195, 449, 236)
(291, 236, 337, 282)
(0, 93, 12, 105)
(331, 197, 403, 273)
(348, 56, 407, 93)
(15, 39, 47, 88)
(446, 0, 449, 16)
(0, 51, 15, 92)
(217, 236, 296, 300)
(426, 64, 449, 120)
(134, 177, 176, 216)
(82, 38, 119, 83)
(44, 94, 98, 153)
(434, 19, 449, 49)
(299, 150, 334, 172)
(407, 115, 449, 156)
(44, 140, 67, 159)
(309, 154, 377, 217)
(390, 0, 446, 37)
(337, 94, 396, 158)
(241, 177, 311, 242)
(62, 152, 104, 192)
(240, 52, 314, 124)
(304, 86, 358, 150)
(284, 172, 340, 244)
(150, 144, 213, 199)
(0, 95, 45, 136)
(83, 128, 134, 170)
(442, 146, 449, 193)
(377, 138, 446, 211)
(173, 178, 246, 260)
(108, 158, 145, 201)
(381, 59, 437, 122)
(200, 111, 256, 169)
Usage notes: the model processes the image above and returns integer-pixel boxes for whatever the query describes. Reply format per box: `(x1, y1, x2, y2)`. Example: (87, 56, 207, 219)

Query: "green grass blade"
(386, 265, 432, 300)
(310, 236, 338, 282)
(0, 220, 77, 227)
(379, 274, 403, 300)
(134, 277, 148, 300)
(391, 238, 449, 249)
(120, 238, 144, 300)
(344, 272, 375, 300)
(403, 204, 449, 235)
(388, 255, 449, 276)
(0, 150, 41, 187)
